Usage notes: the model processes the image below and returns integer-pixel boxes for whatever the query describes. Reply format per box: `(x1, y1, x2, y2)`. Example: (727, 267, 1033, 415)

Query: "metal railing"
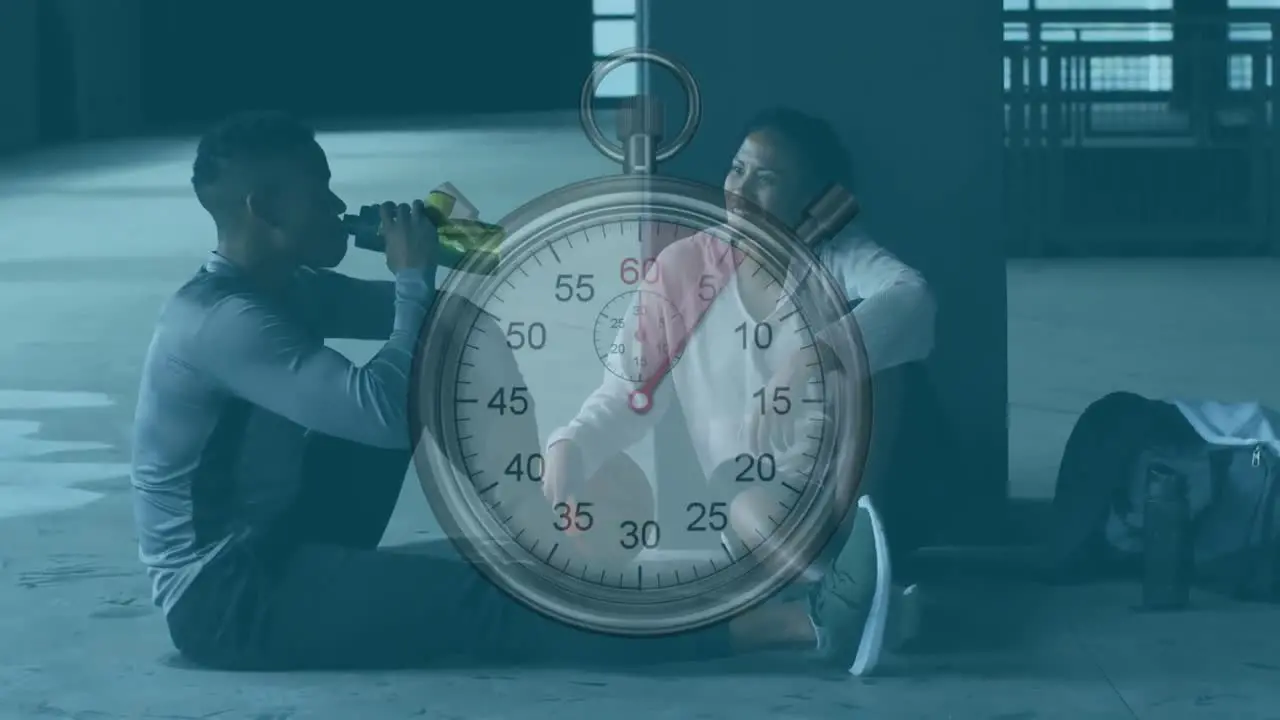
(1003, 8, 1280, 255)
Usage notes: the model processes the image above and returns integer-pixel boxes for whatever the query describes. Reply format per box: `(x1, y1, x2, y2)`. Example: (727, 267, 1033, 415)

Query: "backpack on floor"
(1049, 392, 1280, 601)
(1112, 443, 1280, 601)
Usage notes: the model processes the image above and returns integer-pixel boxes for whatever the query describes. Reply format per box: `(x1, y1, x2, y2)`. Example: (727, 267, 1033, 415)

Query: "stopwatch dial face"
(421, 215, 861, 636)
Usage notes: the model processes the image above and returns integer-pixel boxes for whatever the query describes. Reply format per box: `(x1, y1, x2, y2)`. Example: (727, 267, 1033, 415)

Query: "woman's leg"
(719, 365, 918, 676)
(723, 364, 907, 573)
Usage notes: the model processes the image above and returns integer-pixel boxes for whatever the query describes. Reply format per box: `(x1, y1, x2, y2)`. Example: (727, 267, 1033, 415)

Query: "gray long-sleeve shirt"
(130, 252, 435, 614)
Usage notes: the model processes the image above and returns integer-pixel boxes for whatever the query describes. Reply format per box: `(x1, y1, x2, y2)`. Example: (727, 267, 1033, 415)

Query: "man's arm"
(814, 237, 936, 376)
(198, 270, 435, 449)
(293, 268, 401, 340)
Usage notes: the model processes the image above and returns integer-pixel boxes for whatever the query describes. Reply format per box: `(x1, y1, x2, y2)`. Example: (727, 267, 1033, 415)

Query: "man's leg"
(242, 539, 740, 669)
(171, 503, 842, 671)
(282, 289, 536, 551)
(177, 417, 737, 670)
(286, 433, 409, 549)
(171, 288, 818, 670)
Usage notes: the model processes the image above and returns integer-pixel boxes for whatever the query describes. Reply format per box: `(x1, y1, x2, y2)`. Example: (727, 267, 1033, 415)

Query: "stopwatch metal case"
(409, 49, 873, 637)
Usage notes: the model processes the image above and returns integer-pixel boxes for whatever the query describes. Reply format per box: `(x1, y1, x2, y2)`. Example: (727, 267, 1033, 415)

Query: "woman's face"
(723, 130, 809, 228)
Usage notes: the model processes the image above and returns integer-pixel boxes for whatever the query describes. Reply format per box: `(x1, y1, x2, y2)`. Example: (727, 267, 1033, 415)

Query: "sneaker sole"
(848, 495, 892, 677)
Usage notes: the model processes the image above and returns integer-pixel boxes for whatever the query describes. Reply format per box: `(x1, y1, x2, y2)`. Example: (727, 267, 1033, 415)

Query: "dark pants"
(166, 429, 734, 671)
(166, 300, 733, 671)
(867, 362, 948, 559)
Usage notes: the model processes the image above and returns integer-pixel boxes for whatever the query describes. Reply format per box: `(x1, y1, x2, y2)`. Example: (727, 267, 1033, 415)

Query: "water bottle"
(344, 187, 503, 274)
(1142, 462, 1191, 611)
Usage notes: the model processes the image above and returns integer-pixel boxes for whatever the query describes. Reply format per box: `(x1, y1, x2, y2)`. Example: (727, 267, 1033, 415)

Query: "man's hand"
(379, 200, 439, 274)
(542, 438, 587, 509)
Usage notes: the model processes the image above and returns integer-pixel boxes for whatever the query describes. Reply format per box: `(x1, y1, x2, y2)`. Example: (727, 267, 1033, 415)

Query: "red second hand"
(627, 241, 743, 414)
(628, 329, 691, 414)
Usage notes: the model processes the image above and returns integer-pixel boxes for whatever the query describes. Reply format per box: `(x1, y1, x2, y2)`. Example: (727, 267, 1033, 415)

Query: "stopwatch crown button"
(617, 96, 666, 142)
(796, 185, 861, 246)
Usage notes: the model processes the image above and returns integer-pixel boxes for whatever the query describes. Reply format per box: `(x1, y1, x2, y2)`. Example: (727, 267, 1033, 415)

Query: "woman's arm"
(546, 234, 734, 480)
(814, 233, 937, 375)
(547, 292, 678, 482)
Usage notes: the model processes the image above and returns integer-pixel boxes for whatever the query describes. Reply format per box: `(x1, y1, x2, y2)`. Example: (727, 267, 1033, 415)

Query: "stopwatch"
(410, 49, 873, 637)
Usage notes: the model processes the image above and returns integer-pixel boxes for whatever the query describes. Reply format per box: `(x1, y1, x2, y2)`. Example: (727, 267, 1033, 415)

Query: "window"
(592, 0, 638, 98)
(1028, 0, 1170, 7)
(1002, 0, 1278, 92)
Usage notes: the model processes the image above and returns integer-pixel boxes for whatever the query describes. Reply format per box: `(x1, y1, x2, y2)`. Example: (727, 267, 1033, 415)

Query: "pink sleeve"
(642, 231, 744, 367)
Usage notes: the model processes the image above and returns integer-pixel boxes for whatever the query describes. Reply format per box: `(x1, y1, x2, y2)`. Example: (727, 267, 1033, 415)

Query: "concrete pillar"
(57, 0, 143, 139)
(0, 0, 41, 153)
(1172, 0, 1229, 117)
(643, 0, 1008, 544)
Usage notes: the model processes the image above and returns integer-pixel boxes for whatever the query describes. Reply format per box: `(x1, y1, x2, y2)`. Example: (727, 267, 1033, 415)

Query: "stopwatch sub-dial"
(593, 289, 685, 383)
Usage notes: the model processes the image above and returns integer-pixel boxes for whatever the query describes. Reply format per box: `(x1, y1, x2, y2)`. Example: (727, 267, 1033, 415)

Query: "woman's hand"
(541, 438, 587, 509)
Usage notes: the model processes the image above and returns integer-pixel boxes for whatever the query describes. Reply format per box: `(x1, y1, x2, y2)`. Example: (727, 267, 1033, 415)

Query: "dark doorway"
(36, 0, 77, 143)
(1172, 0, 1229, 116)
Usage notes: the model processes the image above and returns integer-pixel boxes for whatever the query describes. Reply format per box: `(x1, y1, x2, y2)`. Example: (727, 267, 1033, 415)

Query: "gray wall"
(0, 0, 143, 152)
(62, 0, 144, 139)
(136, 1, 591, 127)
(0, 0, 591, 153)
(644, 0, 1009, 542)
(0, 0, 41, 154)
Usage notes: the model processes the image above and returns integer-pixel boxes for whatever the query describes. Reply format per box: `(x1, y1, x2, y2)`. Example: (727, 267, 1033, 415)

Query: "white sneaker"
(808, 495, 895, 676)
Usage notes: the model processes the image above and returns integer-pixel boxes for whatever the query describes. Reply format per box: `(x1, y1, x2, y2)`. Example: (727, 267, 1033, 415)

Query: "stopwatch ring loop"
(579, 48, 702, 165)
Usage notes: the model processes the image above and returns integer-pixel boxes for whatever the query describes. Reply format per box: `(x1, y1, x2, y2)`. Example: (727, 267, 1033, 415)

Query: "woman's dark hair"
(741, 106, 854, 192)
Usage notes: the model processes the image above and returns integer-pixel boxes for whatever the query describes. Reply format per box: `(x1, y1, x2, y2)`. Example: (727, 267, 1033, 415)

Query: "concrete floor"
(1, 112, 1279, 719)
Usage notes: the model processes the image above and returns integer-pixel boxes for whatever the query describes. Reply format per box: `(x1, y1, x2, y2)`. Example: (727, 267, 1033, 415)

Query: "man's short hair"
(191, 111, 318, 225)
(741, 106, 854, 193)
